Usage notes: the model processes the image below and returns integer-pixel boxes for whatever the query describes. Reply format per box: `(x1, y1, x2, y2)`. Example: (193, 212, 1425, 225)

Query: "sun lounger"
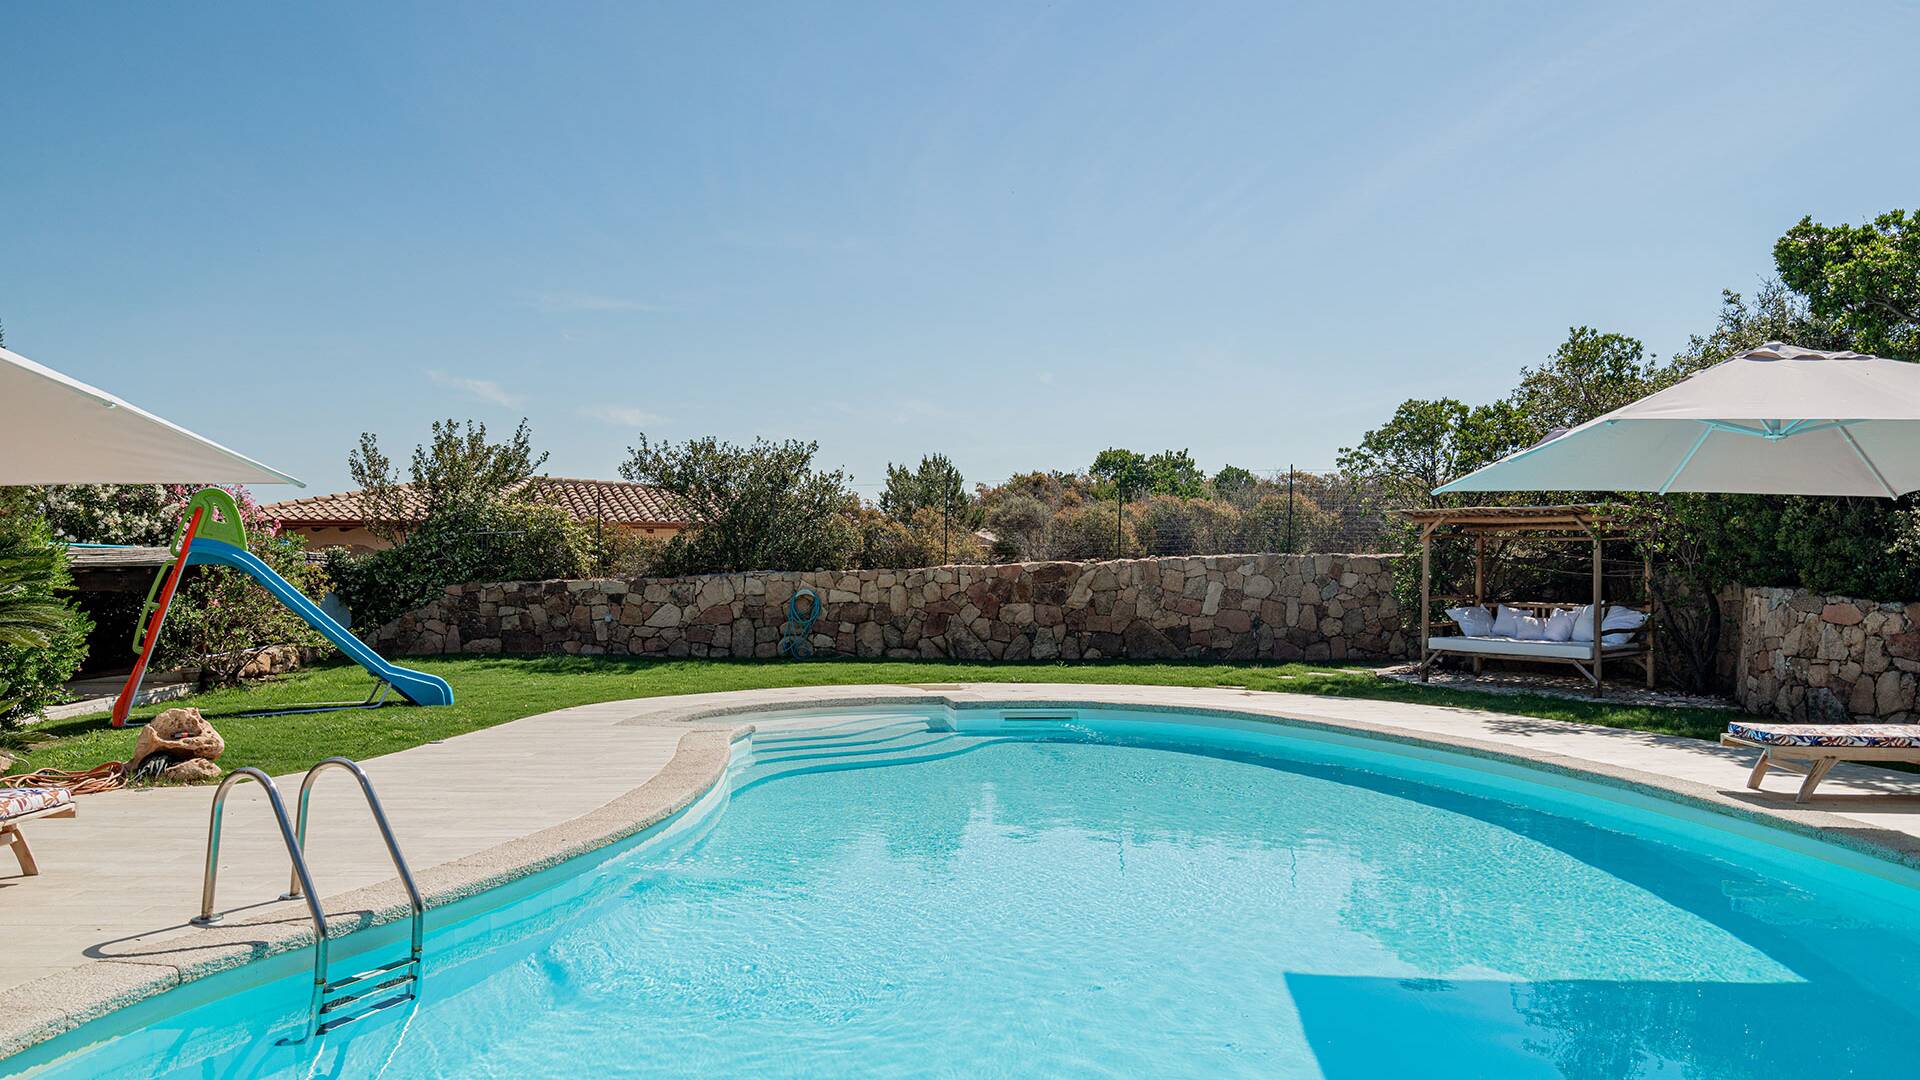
(1720, 721, 1920, 802)
(0, 786, 76, 876)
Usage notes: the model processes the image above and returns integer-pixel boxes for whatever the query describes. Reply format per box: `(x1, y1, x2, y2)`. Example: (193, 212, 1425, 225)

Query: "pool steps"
(188, 759, 425, 1042)
(740, 713, 1020, 790)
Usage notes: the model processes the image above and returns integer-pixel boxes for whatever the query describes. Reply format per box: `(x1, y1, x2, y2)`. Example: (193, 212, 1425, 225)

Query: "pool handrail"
(282, 757, 426, 964)
(188, 767, 331, 1030)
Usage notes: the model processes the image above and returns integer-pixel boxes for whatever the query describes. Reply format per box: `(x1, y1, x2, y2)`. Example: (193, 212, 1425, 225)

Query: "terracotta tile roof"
(264, 478, 693, 527)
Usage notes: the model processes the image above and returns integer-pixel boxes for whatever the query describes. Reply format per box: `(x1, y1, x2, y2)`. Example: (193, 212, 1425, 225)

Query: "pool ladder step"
(190, 757, 425, 1042)
(315, 955, 421, 1035)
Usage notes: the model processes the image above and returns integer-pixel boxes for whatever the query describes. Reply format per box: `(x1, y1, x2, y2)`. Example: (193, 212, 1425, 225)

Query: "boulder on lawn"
(131, 707, 225, 773)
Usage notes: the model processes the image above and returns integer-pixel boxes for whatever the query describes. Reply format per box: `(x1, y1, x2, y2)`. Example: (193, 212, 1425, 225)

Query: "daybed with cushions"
(1720, 721, 1920, 802)
(1, 785, 76, 877)
(1421, 600, 1652, 688)
(1398, 504, 1657, 692)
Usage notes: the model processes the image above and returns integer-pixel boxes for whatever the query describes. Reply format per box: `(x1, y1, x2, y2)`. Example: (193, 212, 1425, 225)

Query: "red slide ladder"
(111, 506, 203, 728)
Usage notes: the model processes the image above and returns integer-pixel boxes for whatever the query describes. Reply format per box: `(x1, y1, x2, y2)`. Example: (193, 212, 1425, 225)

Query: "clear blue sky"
(5, 2, 1917, 498)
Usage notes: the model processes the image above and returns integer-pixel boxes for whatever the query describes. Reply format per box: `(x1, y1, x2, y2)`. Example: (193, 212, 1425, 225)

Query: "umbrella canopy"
(1435, 342, 1920, 498)
(0, 345, 302, 487)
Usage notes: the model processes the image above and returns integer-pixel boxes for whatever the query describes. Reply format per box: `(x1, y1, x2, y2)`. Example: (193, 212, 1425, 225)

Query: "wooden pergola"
(1397, 504, 1653, 689)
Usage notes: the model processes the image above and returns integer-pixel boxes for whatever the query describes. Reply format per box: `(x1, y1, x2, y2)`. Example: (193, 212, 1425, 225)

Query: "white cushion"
(1569, 603, 1602, 642)
(1511, 613, 1551, 641)
(1603, 606, 1647, 632)
(1490, 604, 1528, 638)
(1427, 636, 1638, 659)
(1602, 606, 1647, 645)
(1544, 608, 1576, 642)
(1444, 605, 1494, 638)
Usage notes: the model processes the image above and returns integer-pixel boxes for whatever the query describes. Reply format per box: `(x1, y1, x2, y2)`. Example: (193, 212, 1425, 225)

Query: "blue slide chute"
(186, 538, 455, 707)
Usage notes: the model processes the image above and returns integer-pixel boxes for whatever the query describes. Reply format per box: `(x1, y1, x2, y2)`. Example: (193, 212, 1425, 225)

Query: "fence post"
(1285, 465, 1295, 553)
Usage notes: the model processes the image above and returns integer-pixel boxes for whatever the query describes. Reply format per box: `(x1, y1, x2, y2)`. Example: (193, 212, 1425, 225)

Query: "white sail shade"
(0, 346, 301, 487)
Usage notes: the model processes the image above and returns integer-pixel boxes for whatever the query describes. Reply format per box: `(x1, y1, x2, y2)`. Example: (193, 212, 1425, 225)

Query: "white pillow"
(1445, 605, 1494, 637)
(1602, 606, 1647, 645)
(1490, 604, 1528, 638)
(1511, 613, 1551, 641)
(1569, 603, 1600, 642)
(1544, 608, 1576, 642)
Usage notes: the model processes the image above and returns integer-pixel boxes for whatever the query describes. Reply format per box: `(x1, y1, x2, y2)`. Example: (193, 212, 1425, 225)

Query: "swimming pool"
(9, 703, 1920, 1078)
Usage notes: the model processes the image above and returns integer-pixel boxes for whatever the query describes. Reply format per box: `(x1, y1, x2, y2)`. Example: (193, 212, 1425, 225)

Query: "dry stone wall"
(368, 553, 1407, 663)
(1736, 587, 1920, 721)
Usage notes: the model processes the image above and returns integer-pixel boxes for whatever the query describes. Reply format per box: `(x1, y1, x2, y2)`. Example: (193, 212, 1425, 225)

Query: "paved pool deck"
(6, 682, 1920, 1058)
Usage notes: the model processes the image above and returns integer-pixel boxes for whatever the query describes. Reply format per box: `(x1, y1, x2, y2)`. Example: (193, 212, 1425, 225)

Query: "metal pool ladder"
(190, 758, 426, 1041)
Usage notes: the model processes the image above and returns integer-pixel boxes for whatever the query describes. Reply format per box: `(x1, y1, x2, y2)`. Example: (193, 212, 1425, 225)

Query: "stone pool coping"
(7, 682, 1920, 1062)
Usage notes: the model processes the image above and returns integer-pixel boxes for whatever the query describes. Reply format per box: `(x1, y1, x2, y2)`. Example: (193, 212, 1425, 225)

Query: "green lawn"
(6, 656, 1734, 780)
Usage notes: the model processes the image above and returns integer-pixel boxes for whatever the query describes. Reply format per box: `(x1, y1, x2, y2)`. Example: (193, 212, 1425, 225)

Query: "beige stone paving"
(6, 681, 1920, 1056)
(0, 699, 694, 997)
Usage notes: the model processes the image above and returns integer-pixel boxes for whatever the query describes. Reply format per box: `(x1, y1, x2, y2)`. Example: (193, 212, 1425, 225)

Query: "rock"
(131, 708, 225, 773)
(160, 758, 222, 783)
(1821, 602, 1864, 626)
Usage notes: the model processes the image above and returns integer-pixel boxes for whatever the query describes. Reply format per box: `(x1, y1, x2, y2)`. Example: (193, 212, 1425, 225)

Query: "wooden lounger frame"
(1, 800, 77, 877)
(1399, 504, 1654, 692)
(1718, 732, 1919, 803)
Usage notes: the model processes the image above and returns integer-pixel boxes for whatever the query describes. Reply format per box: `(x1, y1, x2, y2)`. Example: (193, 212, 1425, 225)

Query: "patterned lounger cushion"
(0, 786, 74, 821)
(1726, 721, 1920, 748)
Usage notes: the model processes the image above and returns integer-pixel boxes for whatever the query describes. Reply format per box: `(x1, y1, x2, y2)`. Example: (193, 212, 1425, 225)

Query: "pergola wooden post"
(1401, 504, 1656, 692)
(1418, 521, 1436, 681)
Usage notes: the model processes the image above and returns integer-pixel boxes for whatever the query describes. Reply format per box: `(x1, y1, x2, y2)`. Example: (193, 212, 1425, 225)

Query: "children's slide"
(183, 537, 454, 708)
(111, 488, 452, 726)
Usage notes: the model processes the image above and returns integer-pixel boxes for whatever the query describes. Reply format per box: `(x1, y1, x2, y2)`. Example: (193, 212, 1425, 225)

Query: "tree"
(1336, 399, 1520, 506)
(879, 454, 970, 522)
(1088, 449, 1151, 501)
(331, 420, 588, 629)
(1508, 328, 1665, 443)
(1210, 465, 1260, 506)
(349, 418, 548, 545)
(879, 453, 975, 563)
(1671, 283, 1843, 375)
(1144, 450, 1207, 498)
(1775, 209, 1920, 361)
(1088, 448, 1153, 558)
(621, 434, 856, 574)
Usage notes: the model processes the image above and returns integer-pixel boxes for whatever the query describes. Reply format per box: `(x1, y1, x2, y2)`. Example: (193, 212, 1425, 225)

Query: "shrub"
(1136, 496, 1242, 556)
(1042, 503, 1139, 561)
(622, 435, 857, 575)
(0, 500, 91, 726)
(1240, 493, 1333, 554)
(331, 500, 592, 630)
(982, 493, 1051, 561)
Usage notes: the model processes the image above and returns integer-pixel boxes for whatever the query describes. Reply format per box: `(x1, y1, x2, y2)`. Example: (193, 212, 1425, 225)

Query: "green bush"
(1043, 503, 1139, 561)
(331, 500, 592, 630)
(0, 504, 91, 726)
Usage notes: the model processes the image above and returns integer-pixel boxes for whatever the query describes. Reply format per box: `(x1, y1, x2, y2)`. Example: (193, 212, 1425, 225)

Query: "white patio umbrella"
(0, 345, 302, 486)
(1435, 342, 1920, 498)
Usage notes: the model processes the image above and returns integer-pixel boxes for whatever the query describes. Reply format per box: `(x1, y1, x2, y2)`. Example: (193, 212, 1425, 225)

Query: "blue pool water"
(12, 707, 1920, 1078)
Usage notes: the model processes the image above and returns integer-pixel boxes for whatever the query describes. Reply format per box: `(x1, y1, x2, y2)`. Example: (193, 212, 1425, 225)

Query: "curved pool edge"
(661, 685, 1920, 875)
(8, 681, 1920, 1065)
